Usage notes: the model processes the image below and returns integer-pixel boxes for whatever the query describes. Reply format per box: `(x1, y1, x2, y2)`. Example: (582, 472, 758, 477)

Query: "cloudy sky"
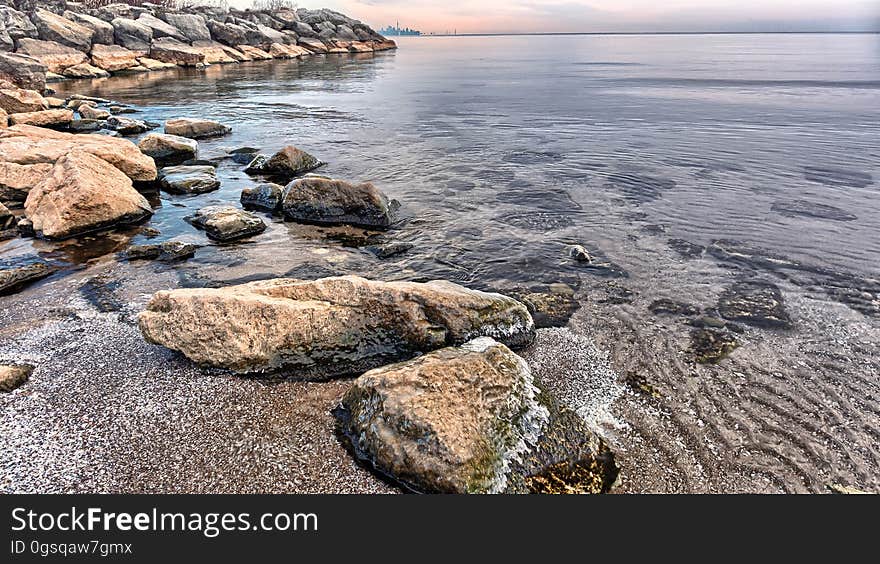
(268, 1, 880, 34)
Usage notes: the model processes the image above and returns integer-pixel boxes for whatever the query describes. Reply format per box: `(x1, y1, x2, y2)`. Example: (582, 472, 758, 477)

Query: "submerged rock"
(188, 205, 266, 242)
(0, 364, 33, 392)
(0, 257, 58, 295)
(281, 176, 398, 229)
(508, 288, 580, 329)
(138, 133, 198, 166)
(771, 200, 858, 222)
(568, 244, 592, 262)
(24, 150, 153, 239)
(164, 117, 230, 139)
(228, 146, 260, 165)
(158, 165, 219, 194)
(138, 276, 535, 378)
(690, 328, 739, 364)
(240, 182, 283, 211)
(649, 299, 700, 317)
(365, 241, 414, 259)
(245, 145, 321, 178)
(124, 241, 198, 262)
(717, 281, 792, 329)
(337, 337, 618, 494)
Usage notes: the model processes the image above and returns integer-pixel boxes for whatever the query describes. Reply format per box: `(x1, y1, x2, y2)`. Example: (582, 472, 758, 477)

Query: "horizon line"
(401, 30, 879, 37)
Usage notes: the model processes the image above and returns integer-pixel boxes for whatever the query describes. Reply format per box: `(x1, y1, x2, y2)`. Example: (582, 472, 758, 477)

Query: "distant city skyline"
(272, 1, 880, 34)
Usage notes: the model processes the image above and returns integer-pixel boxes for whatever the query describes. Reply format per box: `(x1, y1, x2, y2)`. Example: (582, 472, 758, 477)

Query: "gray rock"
(244, 145, 322, 178)
(123, 240, 198, 262)
(136, 13, 188, 42)
(240, 182, 283, 211)
(0, 51, 46, 91)
(228, 146, 260, 165)
(281, 176, 398, 230)
(365, 241, 413, 259)
(717, 281, 792, 329)
(0, 6, 37, 42)
(188, 205, 266, 242)
(63, 11, 114, 45)
(106, 115, 151, 135)
(137, 133, 198, 166)
(0, 257, 58, 295)
(158, 165, 220, 194)
(161, 13, 210, 43)
(568, 245, 592, 262)
(111, 17, 153, 52)
(206, 18, 247, 46)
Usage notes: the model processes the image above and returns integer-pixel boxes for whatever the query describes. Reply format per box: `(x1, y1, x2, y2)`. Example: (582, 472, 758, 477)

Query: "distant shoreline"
(408, 31, 879, 38)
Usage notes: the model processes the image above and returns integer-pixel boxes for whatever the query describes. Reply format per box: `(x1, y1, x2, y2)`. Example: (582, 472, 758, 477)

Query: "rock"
(191, 40, 238, 64)
(0, 52, 47, 91)
(108, 104, 136, 114)
(111, 17, 152, 53)
(268, 42, 308, 58)
(336, 337, 614, 493)
(0, 7, 37, 43)
(136, 13, 188, 42)
(0, 124, 157, 181)
(89, 43, 139, 72)
(149, 37, 205, 67)
(717, 281, 792, 329)
(25, 149, 153, 239)
(0, 257, 58, 294)
(66, 98, 97, 110)
(0, 87, 47, 114)
(158, 164, 219, 194)
(63, 11, 115, 45)
(228, 146, 260, 165)
(568, 244, 592, 262)
(508, 288, 580, 328)
(161, 13, 211, 43)
(245, 145, 321, 178)
(45, 72, 67, 83)
(44, 96, 64, 108)
(0, 201, 14, 229)
(188, 205, 266, 242)
(0, 364, 33, 392)
(105, 115, 150, 135)
(14, 38, 88, 73)
(240, 182, 283, 211)
(0, 161, 53, 203)
(8, 108, 73, 127)
(281, 176, 397, 230)
(138, 276, 535, 377)
(77, 104, 109, 120)
(136, 56, 176, 71)
(365, 241, 413, 259)
(207, 19, 248, 46)
(16, 216, 33, 237)
(690, 328, 739, 364)
(138, 133, 197, 166)
(61, 62, 110, 79)
(163, 117, 230, 139)
(95, 4, 134, 23)
(298, 37, 328, 53)
(31, 8, 94, 52)
(124, 240, 198, 262)
(0, 108, 5, 128)
(236, 44, 271, 60)
(771, 200, 858, 222)
(68, 118, 101, 132)
(648, 299, 699, 316)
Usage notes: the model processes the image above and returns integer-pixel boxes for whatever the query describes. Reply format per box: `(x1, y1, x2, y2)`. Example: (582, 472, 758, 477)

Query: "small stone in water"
(568, 245, 592, 262)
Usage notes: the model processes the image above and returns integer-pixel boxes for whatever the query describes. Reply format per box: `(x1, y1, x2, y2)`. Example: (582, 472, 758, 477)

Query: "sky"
(263, 0, 880, 34)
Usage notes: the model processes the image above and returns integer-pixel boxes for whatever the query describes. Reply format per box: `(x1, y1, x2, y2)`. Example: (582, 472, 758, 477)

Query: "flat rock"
(188, 205, 265, 242)
(124, 240, 198, 262)
(771, 200, 858, 222)
(69, 118, 101, 132)
(89, 43, 139, 72)
(138, 276, 535, 378)
(149, 37, 205, 67)
(8, 108, 73, 127)
(0, 161, 53, 203)
(62, 62, 110, 79)
(717, 281, 792, 329)
(14, 37, 89, 73)
(0, 52, 47, 91)
(245, 145, 321, 178)
(25, 149, 153, 239)
(240, 182, 283, 211)
(164, 117, 231, 139)
(136, 57, 176, 71)
(0, 87, 47, 114)
(236, 44, 272, 60)
(0, 364, 33, 392)
(158, 165, 220, 194)
(281, 176, 397, 229)
(0, 257, 58, 295)
(138, 133, 198, 166)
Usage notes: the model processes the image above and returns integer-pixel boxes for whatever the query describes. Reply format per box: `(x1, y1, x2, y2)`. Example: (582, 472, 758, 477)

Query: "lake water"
(7, 33, 880, 492)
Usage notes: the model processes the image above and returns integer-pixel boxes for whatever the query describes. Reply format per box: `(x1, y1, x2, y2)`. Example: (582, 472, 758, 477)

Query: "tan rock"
(236, 45, 272, 60)
(0, 124, 157, 182)
(220, 45, 250, 62)
(298, 38, 329, 54)
(0, 162, 54, 203)
(138, 276, 535, 378)
(90, 44, 139, 72)
(0, 87, 48, 114)
(15, 38, 89, 73)
(268, 42, 309, 58)
(0, 52, 48, 92)
(164, 118, 230, 139)
(8, 109, 74, 128)
(44, 97, 65, 108)
(136, 57, 177, 71)
(149, 37, 205, 67)
(373, 39, 398, 51)
(348, 41, 374, 53)
(25, 149, 153, 239)
(137, 133, 197, 166)
(0, 364, 33, 392)
(0, 108, 6, 129)
(191, 40, 238, 64)
(78, 104, 110, 120)
(61, 63, 110, 79)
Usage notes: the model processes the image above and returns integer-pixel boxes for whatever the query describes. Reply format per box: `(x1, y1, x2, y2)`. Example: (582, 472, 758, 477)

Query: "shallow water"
(3, 33, 880, 492)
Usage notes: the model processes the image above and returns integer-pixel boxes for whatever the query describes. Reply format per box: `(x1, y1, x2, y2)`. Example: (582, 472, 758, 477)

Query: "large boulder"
(0, 124, 158, 182)
(61, 62, 109, 79)
(188, 205, 266, 242)
(149, 37, 205, 67)
(30, 8, 93, 52)
(14, 38, 88, 73)
(0, 86, 47, 114)
(63, 11, 115, 45)
(138, 276, 535, 378)
(0, 52, 46, 91)
(191, 40, 238, 64)
(94, 3, 134, 23)
(111, 17, 152, 53)
(164, 117, 230, 139)
(158, 164, 219, 194)
(207, 19, 247, 46)
(136, 13, 188, 42)
(0, 161, 53, 204)
(89, 43, 138, 72)
(138, 133, 197, 166)
(161, 13, 210, 43)
(8, 108, 73, 127)
(281, 176, 397, 229)
(337, 337, 619, 494)
(25, 149, 153, 239)
(298, 37, 328, 53)
(245, 145, 321, 178)
(0, 7, 37, 43)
